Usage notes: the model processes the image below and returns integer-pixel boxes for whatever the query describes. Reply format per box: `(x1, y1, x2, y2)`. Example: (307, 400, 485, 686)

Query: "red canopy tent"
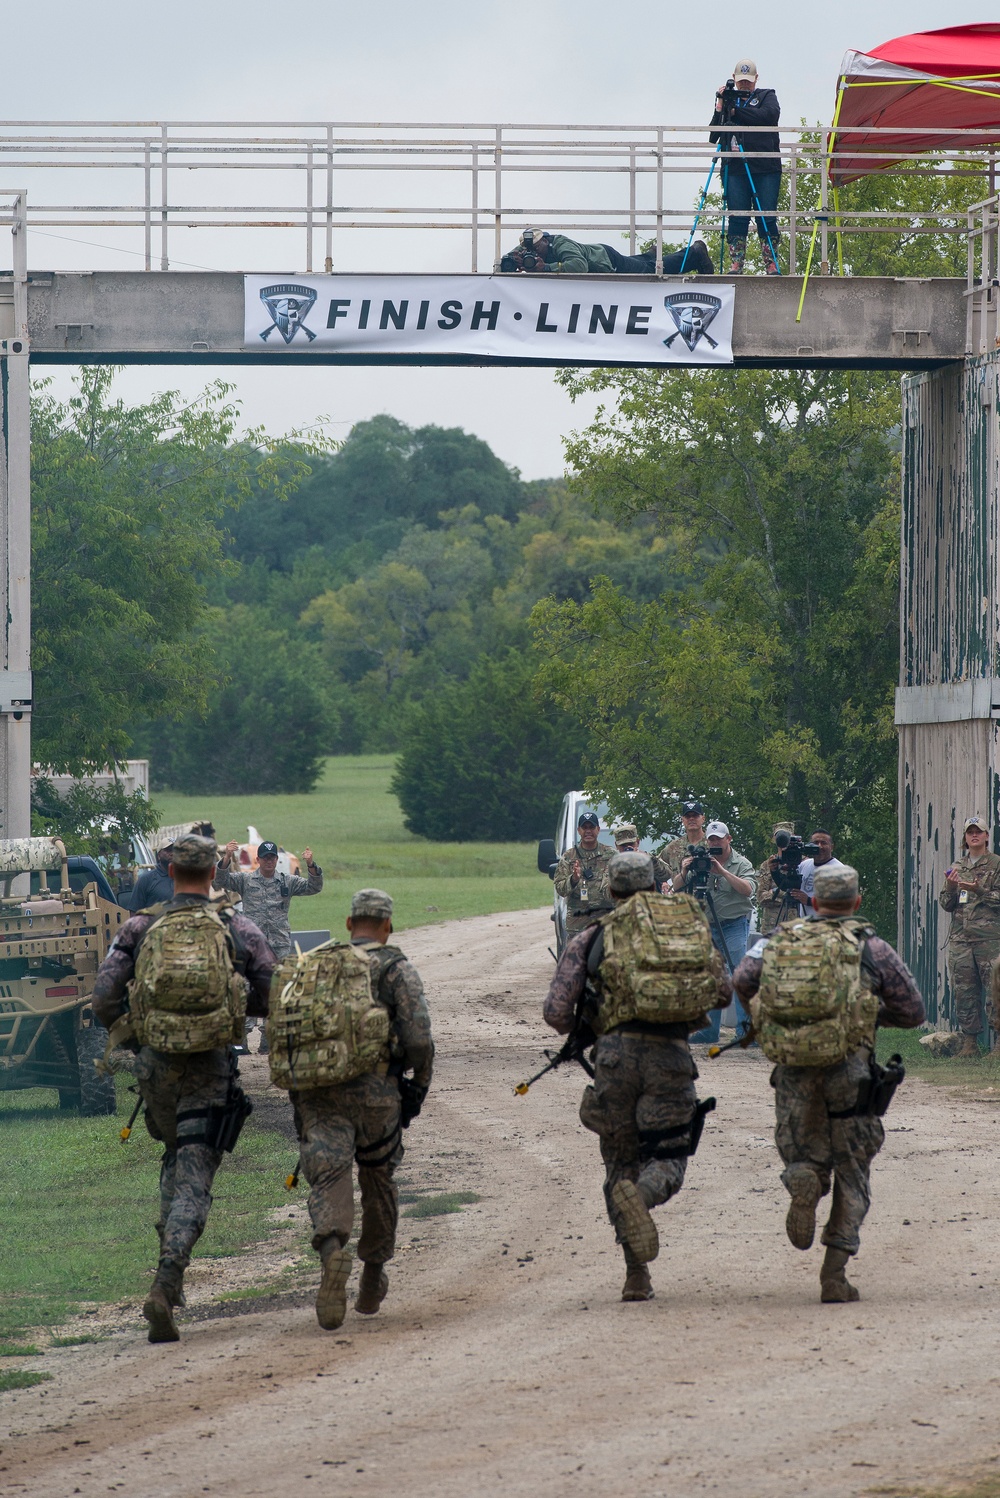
(831, 23, 1000, 183)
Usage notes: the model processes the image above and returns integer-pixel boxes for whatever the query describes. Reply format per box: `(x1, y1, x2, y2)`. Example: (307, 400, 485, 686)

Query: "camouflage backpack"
(267, 940, 394, 1091)
(595, 890, 719, 1033)
(752, 918, 878, 1066)
(130, 904, 246, 1053)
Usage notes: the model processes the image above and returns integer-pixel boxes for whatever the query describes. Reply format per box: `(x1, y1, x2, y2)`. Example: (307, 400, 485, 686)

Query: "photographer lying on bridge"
(499, 228, 714, 276)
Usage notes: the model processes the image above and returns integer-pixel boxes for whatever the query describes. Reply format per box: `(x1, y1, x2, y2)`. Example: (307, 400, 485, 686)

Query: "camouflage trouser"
(293, 1073, 403, 1265)
(134, 1046, 232, 1272)
(947, 936, 998, 1036)
(772, 1047, 884, 1256)
(579, 1030, 699, 1244)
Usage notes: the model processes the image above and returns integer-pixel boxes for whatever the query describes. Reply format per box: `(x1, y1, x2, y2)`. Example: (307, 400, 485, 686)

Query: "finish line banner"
(243, 275, 735, 365)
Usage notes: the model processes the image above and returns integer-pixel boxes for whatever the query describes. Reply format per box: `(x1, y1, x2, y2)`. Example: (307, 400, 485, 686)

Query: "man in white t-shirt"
(791, 831, 847, 917)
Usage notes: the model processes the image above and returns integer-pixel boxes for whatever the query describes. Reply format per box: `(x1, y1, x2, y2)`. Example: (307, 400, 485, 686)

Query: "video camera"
(770, 830, 821, 893)
(684, 842, 714, 896)
(718, 77, 740, 122)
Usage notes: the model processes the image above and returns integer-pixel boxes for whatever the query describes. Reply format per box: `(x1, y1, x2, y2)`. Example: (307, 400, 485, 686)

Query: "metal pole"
(493, 126, 502, 271)
(144, 142, 152, 271)
(306, 143, 314, 273)
(629, 146, 636, 255)
(159, 123, 169, 271)
(655, 129, 663, 275)
(325, 124, 333, 273)
(471, 144, 478, 273)
(819, 127, 830, 275)
(788, 139, 797, 276)
(0, 192, 31, 845)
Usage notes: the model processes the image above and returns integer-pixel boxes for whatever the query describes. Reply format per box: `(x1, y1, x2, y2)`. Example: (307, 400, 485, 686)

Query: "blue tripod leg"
(719, 157, 730, 272)
(680, 140, 723, 272)
(738, 146, 781, 272)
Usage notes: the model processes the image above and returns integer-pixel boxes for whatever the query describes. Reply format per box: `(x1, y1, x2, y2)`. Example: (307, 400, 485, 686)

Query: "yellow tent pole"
(827, 85, 847, 278)
(796, 216, 822, 322)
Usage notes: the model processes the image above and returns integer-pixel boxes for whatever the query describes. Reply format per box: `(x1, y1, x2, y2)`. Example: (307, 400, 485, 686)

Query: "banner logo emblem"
(259, 283, 318, 344)
(663, 292, 722, 353)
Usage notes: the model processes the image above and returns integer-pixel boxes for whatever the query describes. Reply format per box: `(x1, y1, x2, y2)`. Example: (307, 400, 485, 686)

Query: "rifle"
(516, 956, 597, 1095)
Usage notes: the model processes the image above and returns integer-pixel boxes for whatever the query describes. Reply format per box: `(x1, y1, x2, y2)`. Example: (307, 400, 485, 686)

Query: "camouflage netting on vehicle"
(596, 891, 718, 1032)
(751, 918, 879, 1066)
(0, 837, 64, 875)
(268, 940, 391, 1091)
(130, 905, 246, 1053)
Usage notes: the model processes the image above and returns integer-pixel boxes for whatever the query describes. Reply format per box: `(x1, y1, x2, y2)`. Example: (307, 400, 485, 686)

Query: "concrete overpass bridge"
(0, 119, 997, 1017)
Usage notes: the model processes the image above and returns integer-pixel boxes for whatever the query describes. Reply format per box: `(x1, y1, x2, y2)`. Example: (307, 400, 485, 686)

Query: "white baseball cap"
(706, 820, 730, 838)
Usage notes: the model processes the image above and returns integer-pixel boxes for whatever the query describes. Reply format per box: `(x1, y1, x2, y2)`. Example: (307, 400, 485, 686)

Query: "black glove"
(399, 1077, 428, 1128)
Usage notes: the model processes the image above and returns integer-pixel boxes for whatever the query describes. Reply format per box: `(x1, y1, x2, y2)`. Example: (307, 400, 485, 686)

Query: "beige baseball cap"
(964, 814, 989, 833)
(733, 59, 758, 81)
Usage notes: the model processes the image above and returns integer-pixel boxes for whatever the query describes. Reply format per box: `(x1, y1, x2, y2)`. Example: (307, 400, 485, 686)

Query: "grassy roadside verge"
(877, 1028, 1000, 1092)
(0, 1077, 294, 1341)
(153, 753, 552, 934)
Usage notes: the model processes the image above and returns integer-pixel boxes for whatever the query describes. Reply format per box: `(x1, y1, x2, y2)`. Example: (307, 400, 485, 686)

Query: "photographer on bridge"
(499, 229, 714, 277)
(674, 820, 757, 1043)
(710, 59, 782, 276)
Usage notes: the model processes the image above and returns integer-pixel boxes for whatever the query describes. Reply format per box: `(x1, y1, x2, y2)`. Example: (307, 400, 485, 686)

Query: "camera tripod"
(681, 88, 781, 275)
(685, 877, 734, 973)
(768, 887, 803, 925)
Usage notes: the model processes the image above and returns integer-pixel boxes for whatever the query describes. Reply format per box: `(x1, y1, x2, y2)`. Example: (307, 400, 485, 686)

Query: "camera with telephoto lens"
(684, 842, 714, 896)
(719, 77, 740, 121)
(770, 830, 821, 892)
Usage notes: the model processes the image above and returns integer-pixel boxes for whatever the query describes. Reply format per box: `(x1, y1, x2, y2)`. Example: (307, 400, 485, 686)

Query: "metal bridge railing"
(0, 121, 994, 279)
(968, 194, 1000, 355)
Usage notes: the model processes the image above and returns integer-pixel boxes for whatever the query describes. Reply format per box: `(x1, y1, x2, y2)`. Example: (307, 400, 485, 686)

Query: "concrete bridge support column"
(0, 338, 31, 842)
(897, 354, 1000, 1022)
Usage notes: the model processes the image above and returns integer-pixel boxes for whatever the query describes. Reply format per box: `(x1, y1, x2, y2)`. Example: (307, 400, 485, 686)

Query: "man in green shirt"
(674, 820, 757, 1043)
(500, 229, 714, 276)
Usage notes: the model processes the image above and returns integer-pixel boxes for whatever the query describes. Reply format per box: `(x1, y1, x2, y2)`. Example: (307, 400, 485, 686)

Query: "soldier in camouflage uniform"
(612, 824, 670, 890)
(939, 814, 1000, 1055)
(733, 864, 924, 1303)
(217, 838, 324, 961)
(289, 888, 434, 1331)
(544, 852, 730, 1303)
(92, 835, 275, 1343)
(658, 800, 707, 884)
(553, 811, 616, 937)
(756, 821, 798, 934)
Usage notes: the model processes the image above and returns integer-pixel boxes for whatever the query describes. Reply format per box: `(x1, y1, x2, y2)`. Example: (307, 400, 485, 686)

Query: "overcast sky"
(7, 1, 958, 477)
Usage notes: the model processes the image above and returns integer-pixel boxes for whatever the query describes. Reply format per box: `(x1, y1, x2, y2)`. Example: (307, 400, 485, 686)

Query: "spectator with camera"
(612, 823, 670, 891)
(500, 228, 714, 277)
(661, 800, 708, 885)
(710, 59, 782, 275)
(791, 831, 847, 917)
(676, 820, 757, 1043)
(755, 822, 801, 932)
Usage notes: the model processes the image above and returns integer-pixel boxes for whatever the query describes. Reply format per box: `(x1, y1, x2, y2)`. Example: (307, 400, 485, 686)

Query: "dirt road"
(4, 910, 999, 1498)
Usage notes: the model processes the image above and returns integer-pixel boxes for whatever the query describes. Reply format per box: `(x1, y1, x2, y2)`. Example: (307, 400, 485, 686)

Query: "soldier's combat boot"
(957, 1034, 981, 1058)
(820, 1247, 860, 1303)
(611, 1178, 659, 1264)
(785, 1168, 822, 1250)
(316, 1236, 352, 1330)
(621, 1245, 654, 1301)
(143, 1260, 183, 1343)
(728, 238, 747, 274)
(354, 1262, 389, 1315)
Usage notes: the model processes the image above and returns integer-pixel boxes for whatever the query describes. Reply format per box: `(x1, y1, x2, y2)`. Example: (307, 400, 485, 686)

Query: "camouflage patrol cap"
(608, 851, 656, 895)
(351, 887, 393, 920)
(614, 823, 640, 847)
(170, 834, 218, 871)
(813, 863, 859, 903)
(772, 821, 795, 836)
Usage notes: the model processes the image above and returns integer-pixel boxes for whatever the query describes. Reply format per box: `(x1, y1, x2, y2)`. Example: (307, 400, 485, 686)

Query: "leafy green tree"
(30, 776, 161, 860)
(30, 368, 321, 773)
(146, 606, 339, 795)
(534, 366, 901, 933)
(391, 651, 588, 841)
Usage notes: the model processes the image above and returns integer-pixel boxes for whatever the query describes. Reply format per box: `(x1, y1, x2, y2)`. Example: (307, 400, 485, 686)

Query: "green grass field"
(0, 1077, 296, 1340)
(154, 754, 552, 935)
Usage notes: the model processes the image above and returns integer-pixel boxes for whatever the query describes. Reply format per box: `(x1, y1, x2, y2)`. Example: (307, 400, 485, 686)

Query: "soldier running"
(91, 835, 275, 1343)
(270, 888, 434, 1330)
(544, 852, 730, 1302)
(733, 864, 924, 1303)
(939, 814, 1000, 1055)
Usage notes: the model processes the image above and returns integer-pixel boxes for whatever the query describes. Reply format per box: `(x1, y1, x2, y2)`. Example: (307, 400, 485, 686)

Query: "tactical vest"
(594, 891, 718, 1033)
(267, 940, 398, 1091)
(130, 904, 246, 1053)
(751, 917, 878, 1067)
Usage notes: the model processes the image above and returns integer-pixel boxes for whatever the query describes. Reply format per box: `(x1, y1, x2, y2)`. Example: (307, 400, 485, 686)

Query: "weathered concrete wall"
(4, 270, 967, 369)
(898, 354, 1000, 1022)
